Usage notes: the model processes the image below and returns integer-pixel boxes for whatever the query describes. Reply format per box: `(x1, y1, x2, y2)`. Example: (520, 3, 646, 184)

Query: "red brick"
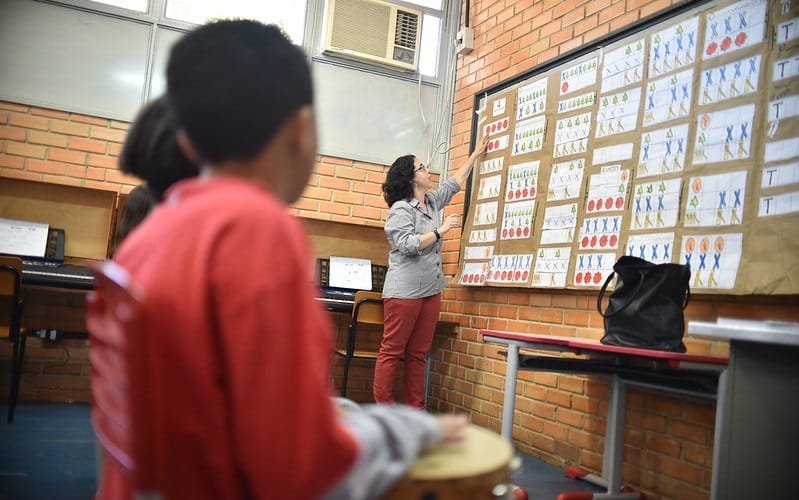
(68, 137, 107, 154)
(0, 153, 25, 169)
(48, 148, 87, 165)
(6, 141, 47, 159)
(8, 113, 48, 130)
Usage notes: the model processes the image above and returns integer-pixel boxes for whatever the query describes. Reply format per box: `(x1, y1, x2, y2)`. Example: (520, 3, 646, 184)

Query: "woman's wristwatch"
(433, 228, 441, 241)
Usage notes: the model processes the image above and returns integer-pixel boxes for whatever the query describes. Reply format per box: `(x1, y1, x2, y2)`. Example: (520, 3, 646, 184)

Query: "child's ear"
(176, 130, 200, 163)
(291, 106, 317, 156)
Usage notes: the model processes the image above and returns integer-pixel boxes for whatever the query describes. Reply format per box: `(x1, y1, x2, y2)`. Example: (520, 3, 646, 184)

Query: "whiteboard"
(313, 59, 442, 168)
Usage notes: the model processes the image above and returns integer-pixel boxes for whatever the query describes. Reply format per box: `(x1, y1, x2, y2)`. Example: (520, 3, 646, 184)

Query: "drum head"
(406, 424, 513, 480)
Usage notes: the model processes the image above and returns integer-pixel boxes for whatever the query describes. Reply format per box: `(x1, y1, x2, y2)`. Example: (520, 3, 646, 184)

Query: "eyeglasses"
(414, 163, 429, 173)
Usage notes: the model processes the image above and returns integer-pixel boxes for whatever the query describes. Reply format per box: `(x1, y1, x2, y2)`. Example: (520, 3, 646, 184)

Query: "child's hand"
(436, 414, 469, 443)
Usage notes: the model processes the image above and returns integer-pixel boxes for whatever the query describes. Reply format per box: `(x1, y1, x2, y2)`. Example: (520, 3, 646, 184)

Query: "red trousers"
(373, 294, 442, 408)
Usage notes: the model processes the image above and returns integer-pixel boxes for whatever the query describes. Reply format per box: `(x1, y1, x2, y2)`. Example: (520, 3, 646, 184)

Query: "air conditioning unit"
(324, 0, 422, 72)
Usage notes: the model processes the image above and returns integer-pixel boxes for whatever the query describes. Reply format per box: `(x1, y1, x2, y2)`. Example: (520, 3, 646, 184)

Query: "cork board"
(457, 0, 799, 295)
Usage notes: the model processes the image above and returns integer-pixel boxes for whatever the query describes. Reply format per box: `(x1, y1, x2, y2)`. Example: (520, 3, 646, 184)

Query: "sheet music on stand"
(0, 217, 49, 258)
(329, 256, 373, 291)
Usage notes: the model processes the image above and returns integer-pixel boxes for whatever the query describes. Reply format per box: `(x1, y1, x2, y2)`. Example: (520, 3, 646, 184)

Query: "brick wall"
(2, 2, 799, 498)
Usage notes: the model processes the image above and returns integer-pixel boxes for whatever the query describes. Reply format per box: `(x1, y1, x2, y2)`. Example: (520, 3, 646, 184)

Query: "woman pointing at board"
(375, 136, 488, 408)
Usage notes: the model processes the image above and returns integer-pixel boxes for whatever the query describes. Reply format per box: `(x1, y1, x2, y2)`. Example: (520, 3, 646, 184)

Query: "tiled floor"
(0, 403, 601, 499)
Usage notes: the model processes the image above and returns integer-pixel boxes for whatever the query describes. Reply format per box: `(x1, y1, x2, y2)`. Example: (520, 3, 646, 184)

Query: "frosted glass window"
(88, 0, 147, 12)
(403, 0, 442, 9)
(149, 28, 185, 99)
(165, 0, 307, 44)
(419, 14, 441, 77)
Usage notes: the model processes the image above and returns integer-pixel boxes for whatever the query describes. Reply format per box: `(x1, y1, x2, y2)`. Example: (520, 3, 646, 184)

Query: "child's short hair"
(166, 20, 313, 164)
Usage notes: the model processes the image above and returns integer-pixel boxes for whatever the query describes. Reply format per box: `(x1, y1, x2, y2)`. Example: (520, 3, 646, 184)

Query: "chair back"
(351, 290, 384, 326)
(86, 261, 162, 495)
(0, 255, 23, 340)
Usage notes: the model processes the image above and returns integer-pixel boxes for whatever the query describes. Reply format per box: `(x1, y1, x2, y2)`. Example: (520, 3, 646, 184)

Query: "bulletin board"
(456, 0, 799, 295)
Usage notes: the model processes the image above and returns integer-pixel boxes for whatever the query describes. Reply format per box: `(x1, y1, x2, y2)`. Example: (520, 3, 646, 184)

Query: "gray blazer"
(382, 177, 461, 299)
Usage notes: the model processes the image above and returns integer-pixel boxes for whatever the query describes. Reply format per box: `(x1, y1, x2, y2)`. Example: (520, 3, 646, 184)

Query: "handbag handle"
(596, 269, 645, 318)
(597, 266, 692, 317)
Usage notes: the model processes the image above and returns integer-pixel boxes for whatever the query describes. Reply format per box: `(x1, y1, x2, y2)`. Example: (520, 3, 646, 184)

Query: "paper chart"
(478, 175, 501, 200)
(463, 245, 494, 260)
(558, 92, 595, 114)
(512, 116, 546, 155)
(486, 254, 533, 284)
(540, 203, 577, 245)
(649, 16, 699, 77)
(505, 160, 540, 201)
(693, 104, 755, 164)
(596, 87, 642, 138)
(553, 112, 592, 158)
(625, 232, 676, 265)
(638, 123, 689, 178)
(700, 55, 761, 106)
(469, 228, 497, 243)
(761, 161, 799, 188)
(479, 157, 504, 175)
(684, 170, 748, 226)
(585, 165, 630, 213)
(601, 37, 646, 93)
(560, 57, 598, 96)
(643, 68, 694, 127)
(492, 98, 506, 116)
(703, 0, 767, 60)
(573, 252, 616, 287)
(773, 55, 799, 82)
(759, 190, 799, 216)
(630, 177, 682, 230)
(532, 247, 571, 288)
(501, 200, 535, 240)
(459, 261, 489, 286)
(547, 158, 586, 201)
(680, 233, 743, 289)
(578, 215, 623, 250)
(768, 94, 799, 121)
(764, 137, 799, 163)
(776, 16, 799, 44)
(483, 117, 511, 137)
(516, 78, 547, 120)
(486, 134, 510, 153)
(593, 143, 634, 165)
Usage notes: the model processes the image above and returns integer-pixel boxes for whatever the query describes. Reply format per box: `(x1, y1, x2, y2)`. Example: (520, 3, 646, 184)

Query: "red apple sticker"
(515, 190, 521, 199)
(582, 236, 590, 248)
(503, 118, 509, 129)
(707, 42, 718, 56)
(593, 272, 602, 284)
(735, 32, 747, 47)
(605, 197, 613, 210)
(501, 270, 507, 280)
(522, 188, 528, 197)
(530, 187, 536, 197)
(588, 199, 595, 211)
(515, 270, 521, 281)
(516, 227, 522, 237)
(615, 197, 624, 209)
(591, 235, 598, 248)
(502, 228, 508, 238)
(576, 272, 583, 284)
(523, 226, 530, 237)
(599, 235, 608, 247)
(610, 234, 618, 247)
(522, 271, 529, 281)
(561, 82, 569, 93)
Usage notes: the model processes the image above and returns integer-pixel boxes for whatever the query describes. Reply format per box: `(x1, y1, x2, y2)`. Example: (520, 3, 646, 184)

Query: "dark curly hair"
(382, 154, 416, 207)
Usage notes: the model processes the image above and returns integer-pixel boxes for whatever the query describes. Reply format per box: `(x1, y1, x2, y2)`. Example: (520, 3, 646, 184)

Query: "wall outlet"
(455, 27, 474, 55)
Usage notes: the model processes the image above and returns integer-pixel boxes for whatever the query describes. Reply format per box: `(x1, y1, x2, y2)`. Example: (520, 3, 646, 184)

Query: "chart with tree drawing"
(456, 0, 799, 295)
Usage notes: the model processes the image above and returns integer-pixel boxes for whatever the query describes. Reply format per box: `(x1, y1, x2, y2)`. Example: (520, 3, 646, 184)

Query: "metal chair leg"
(8, 331, 26, 424)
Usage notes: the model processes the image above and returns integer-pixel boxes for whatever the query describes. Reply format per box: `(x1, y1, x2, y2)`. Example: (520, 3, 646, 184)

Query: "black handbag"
(596, 256, 690, 352)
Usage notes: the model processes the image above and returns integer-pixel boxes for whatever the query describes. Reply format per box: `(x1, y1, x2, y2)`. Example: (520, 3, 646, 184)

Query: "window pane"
(165, 0, 307, 44)
(402, 0, 442, 9)
(88, 0, 147, 12)
(418, 14, 440, 77)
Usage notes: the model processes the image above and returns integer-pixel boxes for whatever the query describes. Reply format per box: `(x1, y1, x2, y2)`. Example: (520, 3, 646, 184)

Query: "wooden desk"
(481, 330, 727, 499)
